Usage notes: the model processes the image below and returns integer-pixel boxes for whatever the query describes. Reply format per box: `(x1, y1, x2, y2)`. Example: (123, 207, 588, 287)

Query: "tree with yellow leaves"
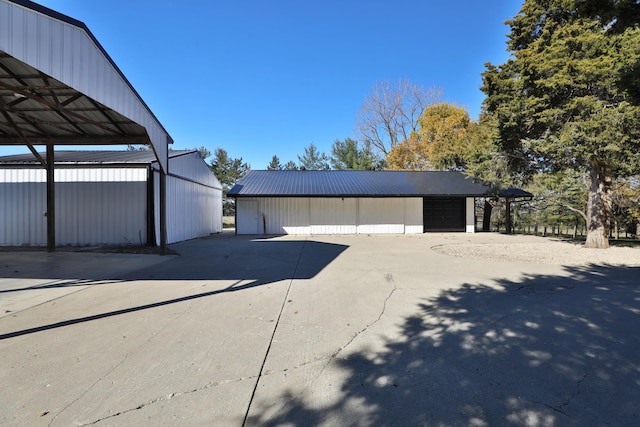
(387, 103, 481, 171)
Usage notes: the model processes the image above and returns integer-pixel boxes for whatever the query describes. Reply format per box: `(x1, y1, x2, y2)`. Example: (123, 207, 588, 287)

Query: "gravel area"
(431, 235, 640, 266)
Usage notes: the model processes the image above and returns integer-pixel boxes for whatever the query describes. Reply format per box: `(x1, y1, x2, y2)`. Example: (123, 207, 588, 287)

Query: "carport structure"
(0, 0, 172, 252)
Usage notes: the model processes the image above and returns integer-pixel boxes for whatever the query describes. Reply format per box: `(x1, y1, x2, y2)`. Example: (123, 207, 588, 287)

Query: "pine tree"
(482, 0, 640, 248)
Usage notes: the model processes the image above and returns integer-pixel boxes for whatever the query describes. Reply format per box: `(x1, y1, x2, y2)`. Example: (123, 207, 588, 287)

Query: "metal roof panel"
(228, 170, 490, 197)
(0, 150, 193, 165)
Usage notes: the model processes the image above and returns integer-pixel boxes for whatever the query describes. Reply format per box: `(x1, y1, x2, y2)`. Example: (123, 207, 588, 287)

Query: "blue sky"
(5, 0, 521, 168)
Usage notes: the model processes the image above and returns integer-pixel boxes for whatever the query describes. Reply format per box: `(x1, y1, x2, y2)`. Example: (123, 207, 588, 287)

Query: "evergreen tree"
(283, 160, 299, 171)
(330, 138, 381, 170)
(297, 143, 330, 170)
(266, 155, 283, 170)
(482, 0, 640, 248)
(209, 148, 250, 216)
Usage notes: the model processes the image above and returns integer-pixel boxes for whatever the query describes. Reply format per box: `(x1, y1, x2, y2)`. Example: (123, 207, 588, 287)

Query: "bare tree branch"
(356, 79, 442, 155)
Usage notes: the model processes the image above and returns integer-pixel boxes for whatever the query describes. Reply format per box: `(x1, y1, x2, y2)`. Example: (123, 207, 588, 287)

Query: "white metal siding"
(236, 199, 260, 234)
(57, 181, 147, 246)
(152, 174, 222, 245)
(0, 168, 147, 183)
(164, 175, 221, 244)
(236, 198, 311, 235)
(235, 197, 426, 235)
(357, 198, 405, 234)
(0, 0, 169, 170)
(0, 153, 222, 246)
(152, 152, 223, 244)
(260, 198, 310, 234)
(466, 197, 475, 233)
(168, 153, 221, 189)
(404, 198, 423, 233)
(0, 169, 147, 246)
(310, 198, 357, 234)
(0, 182, 46, 245)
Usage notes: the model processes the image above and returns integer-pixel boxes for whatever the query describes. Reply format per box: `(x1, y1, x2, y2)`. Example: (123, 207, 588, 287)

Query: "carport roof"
(0, 150, 194, 166)
(500, 187, 534, 199)
(0, 0, 172, 170)
(228, 170, 491, 198)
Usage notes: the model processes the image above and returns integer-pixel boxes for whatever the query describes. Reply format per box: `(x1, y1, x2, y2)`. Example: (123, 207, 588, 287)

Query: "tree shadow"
(248, 263, 640, 426)
(0, 236, 348, 340)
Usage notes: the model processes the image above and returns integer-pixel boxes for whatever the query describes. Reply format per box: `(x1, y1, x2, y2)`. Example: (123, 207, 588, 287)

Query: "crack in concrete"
(48, 310, 186, 426)
(48, 353, 130, 427)
(560, 368, 588, 410)
(528, 398, 572, 418)
(79, 375, 258, 426)
(520, 367, 588, 424)
(271, 273, 399, 419)
(336, 274, 398, 357)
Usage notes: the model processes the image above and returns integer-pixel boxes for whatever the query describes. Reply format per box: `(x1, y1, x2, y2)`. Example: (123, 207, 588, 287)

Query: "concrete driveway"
(1, 232, 638, 426)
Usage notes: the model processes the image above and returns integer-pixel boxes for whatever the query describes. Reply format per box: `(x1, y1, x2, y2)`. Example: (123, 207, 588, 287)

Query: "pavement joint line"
(51, 297, 211, 426)
(77, 375, 260, 426)
(49, 353, 130, 427)
(49, 308, 178, 425)
(241, 237, 308, 427)
(0, 279, 247, 340)
(0, 281, 96, 320)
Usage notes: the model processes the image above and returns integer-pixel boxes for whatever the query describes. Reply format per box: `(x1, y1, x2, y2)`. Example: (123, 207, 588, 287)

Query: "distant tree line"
(266, 139, 385, 172)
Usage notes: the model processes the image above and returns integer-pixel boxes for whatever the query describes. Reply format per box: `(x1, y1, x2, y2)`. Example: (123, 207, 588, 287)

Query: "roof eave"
(228, 193, 489, 198)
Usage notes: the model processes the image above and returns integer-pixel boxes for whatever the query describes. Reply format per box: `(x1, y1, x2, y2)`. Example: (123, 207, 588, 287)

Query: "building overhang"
(0, 0, 172, 170)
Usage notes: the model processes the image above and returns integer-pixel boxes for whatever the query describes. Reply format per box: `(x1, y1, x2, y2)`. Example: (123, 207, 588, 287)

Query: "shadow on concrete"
(0, 279, 124, 294)
(247, 263, 640, 426)
(0, 236, 348, 340)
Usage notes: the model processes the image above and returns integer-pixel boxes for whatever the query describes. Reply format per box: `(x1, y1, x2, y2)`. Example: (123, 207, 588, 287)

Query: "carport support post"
(46, 145, 55, 252)
(505, 197, 513, 234)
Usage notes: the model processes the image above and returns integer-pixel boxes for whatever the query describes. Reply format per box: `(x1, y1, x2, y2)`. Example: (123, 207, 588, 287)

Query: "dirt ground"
(431, 233, 640, 265)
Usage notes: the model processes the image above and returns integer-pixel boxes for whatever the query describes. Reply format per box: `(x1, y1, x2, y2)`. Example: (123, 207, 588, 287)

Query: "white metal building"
(1, 0, 176, 251)
(228, 170, 490, 235)
(0, 150, 222, 246)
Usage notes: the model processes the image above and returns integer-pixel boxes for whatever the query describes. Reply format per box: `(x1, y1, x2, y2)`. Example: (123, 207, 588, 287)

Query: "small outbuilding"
(0, 150, 222, 246)
(228, 170, 490, 235)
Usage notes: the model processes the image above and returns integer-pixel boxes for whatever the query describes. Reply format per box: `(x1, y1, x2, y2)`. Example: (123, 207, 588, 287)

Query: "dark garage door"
(423, 197, 465, 232)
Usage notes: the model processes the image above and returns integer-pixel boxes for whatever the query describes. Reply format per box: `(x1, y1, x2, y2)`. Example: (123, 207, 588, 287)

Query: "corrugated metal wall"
(152, 152, 223, 244)
(0, 168, 147, 246)
(160, 174, 221, 244)
(260, 197, 310, 234)
(358, 198, 405, 234)
(0, 0, 169, 170)
(235, 197, 426, 235)
(310, 198, 357, 234)
(0, 153, 223, 246)
(404, 198, 424, 233)
(0, 181, 46, 245)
